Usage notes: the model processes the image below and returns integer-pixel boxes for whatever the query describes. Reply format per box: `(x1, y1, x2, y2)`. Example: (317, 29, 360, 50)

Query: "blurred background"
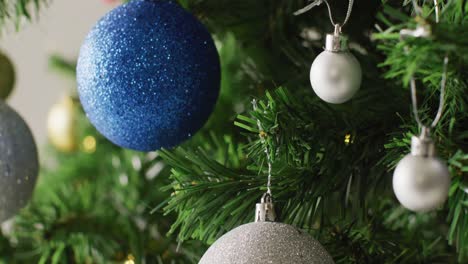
(1, 0, 115, 145)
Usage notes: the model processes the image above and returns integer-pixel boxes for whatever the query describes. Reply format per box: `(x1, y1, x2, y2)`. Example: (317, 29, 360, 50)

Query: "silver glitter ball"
(0, 102, 38, 222)
(199, 222, 334, 264)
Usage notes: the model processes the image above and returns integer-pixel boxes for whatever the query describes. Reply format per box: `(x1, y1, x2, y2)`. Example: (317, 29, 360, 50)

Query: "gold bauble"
(82, 135, 97, 154)
(47, 96, 77, 152)
(124, 254, 135, 264)
(0, 51, 15, 100)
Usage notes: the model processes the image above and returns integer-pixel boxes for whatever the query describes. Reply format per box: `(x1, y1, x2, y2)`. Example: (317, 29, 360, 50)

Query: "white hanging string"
(407, 0, 448, 132)
(411, 0, 440, 23)
(434, 0, 440, 23)
(294, 0, 355, 31)
(409, 56, 449, 130)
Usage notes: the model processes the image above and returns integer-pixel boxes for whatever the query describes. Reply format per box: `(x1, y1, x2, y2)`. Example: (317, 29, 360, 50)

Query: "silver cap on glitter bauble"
(255, 192, 276, 222)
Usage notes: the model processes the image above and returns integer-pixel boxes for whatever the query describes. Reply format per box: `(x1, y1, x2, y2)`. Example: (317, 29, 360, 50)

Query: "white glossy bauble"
(393, 154, 450, 212)
(310, 51, 362, 104)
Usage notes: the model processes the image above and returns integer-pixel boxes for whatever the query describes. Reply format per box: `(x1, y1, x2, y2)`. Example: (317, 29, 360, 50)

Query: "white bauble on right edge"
(310, 32, 362, 104)
(392, 133, 450, 212)
(393, 154, 450, 212)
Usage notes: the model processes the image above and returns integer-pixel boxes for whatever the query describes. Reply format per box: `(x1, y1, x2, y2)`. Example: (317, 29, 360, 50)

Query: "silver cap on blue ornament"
(325, 24, 348, 52)
(255, 192, 276, 222)
(411, 126, 436, 157)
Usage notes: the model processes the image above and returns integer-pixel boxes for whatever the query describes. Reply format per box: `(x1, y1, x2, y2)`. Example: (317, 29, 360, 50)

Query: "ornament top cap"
(325, 25, 348, 52)
(411, 127, 436, 157)
(255, 192, 276, 222)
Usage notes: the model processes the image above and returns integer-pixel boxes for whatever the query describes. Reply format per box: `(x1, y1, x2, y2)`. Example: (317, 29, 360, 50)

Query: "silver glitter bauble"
(199, 221, 334, 264)
(0, 102, 38, 222)
(393, 133, 450, 212)
(310, 33, 362, 104)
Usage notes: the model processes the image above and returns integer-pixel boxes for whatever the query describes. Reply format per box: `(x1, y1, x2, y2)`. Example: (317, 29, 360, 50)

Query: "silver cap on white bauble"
(255, 192, 276, 222)
(325, 24, 348, 52)
(411, 127, 436, 157)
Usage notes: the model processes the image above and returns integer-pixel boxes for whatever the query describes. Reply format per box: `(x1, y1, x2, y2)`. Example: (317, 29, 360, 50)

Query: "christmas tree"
(0, 0, 467, 263)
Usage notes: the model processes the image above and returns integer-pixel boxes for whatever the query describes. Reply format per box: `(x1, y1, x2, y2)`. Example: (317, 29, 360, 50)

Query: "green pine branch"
(48, 54, 76, 79)
(160, 86, 461, 262)
(0, 0, 466, 262)
(161, 0, 468, 262)
(0, 0, 49, 30)
(375, 1, 468, 261)
(0, 106, 200, 263)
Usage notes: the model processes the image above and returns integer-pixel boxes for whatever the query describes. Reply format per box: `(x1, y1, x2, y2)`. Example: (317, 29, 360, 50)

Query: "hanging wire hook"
(411, 0, 423, 17)
(411, 0, 441, 21)
(410, 55, 449, 130)
(406, 0, 448, 132)
(433, 0, 440, 23)
(252, 99, 272, 196)
(294, 0, 355, 31)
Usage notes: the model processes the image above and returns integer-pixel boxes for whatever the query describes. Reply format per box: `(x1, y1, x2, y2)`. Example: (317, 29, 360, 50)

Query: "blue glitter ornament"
(77, 0, 220, 151)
